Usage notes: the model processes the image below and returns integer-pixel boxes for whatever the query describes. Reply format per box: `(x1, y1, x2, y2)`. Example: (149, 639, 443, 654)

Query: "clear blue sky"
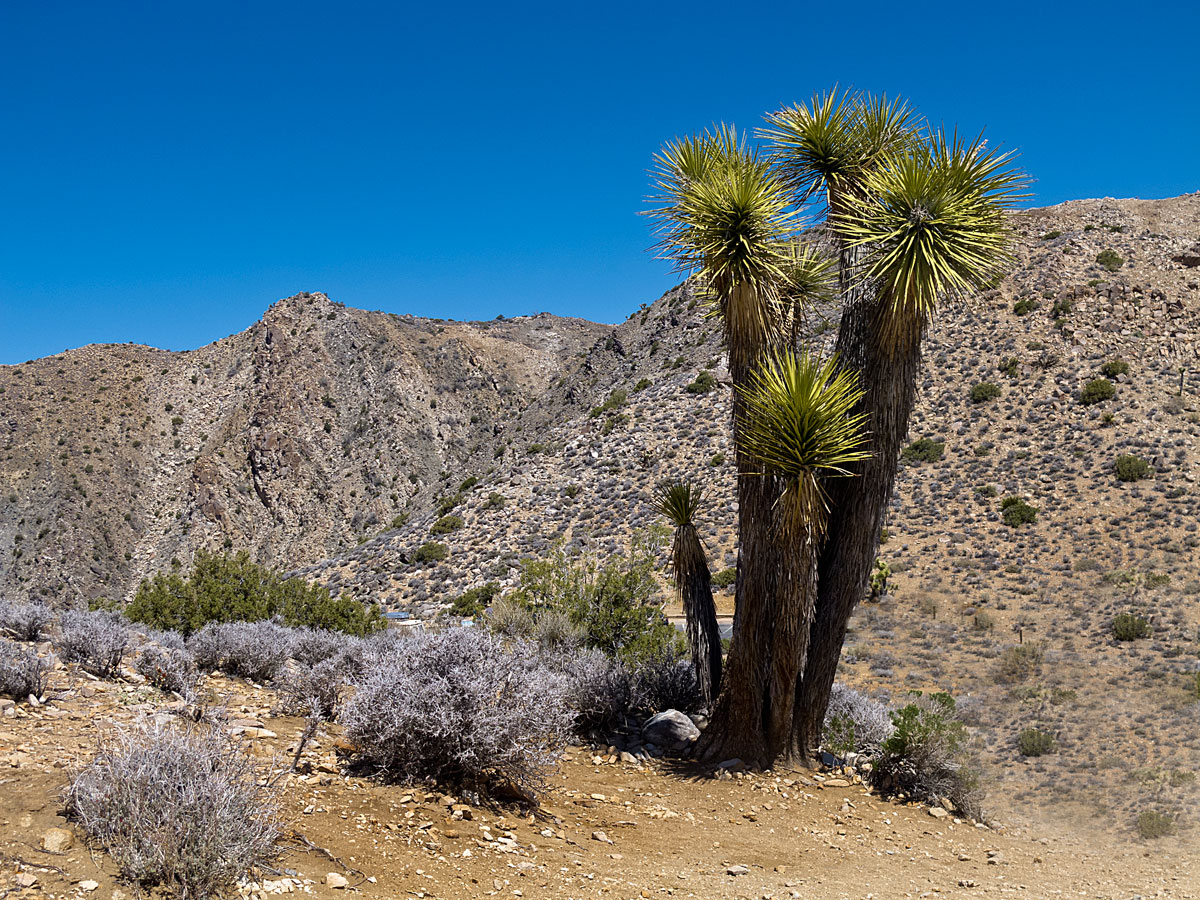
(2, 1, 1196, 364)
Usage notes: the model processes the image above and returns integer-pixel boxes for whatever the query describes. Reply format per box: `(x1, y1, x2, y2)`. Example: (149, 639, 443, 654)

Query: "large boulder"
(642, 709, 700, 751)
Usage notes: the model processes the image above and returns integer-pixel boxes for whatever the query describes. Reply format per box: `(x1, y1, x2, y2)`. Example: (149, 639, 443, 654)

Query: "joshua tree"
(648, 127, 864, 765)
(647, 91, 1025, 767)
(653, 480, 722, 706)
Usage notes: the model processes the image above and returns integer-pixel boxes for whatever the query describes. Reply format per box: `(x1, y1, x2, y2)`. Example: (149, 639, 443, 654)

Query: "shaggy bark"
(674, 527, 722, 708)
(794, 297, 925, 755)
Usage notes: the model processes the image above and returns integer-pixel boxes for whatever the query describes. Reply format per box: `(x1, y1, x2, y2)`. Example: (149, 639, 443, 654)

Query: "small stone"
(726, 865, 749, 876)
(642, 710, 700, 751)
(591, 830, 613, 844)
(79, 880, 100, 892)
(325, 873, 348, 889)
(928, 806, 949, 818)
(13, 873, 37, 888)
(42, 826, 74, 852)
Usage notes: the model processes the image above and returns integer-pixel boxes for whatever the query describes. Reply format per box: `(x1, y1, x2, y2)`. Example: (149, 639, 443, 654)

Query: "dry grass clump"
(0, 637, 52, 699)
(64, 725, 282, 899)
(0, 600, 53, 641)
(56, 609, 131, 678)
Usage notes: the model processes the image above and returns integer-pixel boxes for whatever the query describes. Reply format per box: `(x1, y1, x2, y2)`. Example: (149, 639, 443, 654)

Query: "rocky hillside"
(0, 294, 608, 605)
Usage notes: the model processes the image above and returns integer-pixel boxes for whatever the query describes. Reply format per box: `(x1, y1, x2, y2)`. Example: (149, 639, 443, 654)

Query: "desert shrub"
(340, 629, 572, 798)
(274, 657, 346, 720)
(449, 582, 501, 618)
(485, 492, 505, 510)
(544, 647, 634, 736)
(1000, 496, 1038, 527)
(0, 600, 53, 641)
(287, 626, 354, 668)
(487, 595, 536, 638)
(969, 381, 1001, 403)
(589, 388, 627, 417)
(65, 726, 281, 899)
(684, 371, 718, 394)
(1096, 249, 1123, 272)
(972, 611, 995, 631)
(430, 514, 464, 535)
(1114, 454, 1151, 482)
(901, 438, 945, 464)
(1112, 612, 1151, 641)
(821, 683, 894, 756)
(127, 550, 383, 637)
(1135, 809, 1175, 839)
(870, 692, 981, 819)
(135, 644, 200, 698)
(57, 609, 131, 678)
(1017, 727, 1056, 757)
(1080, 378, 1116, 405)
(1051, 297, 1073, 319)
(868, 558, 891, 601)
(0, 638, 52, 699)
(187, 621, 294, 682)
(997, 643, 1043, 682)
(412, 541, 448, 564)
(530, 609, 584, 649)
(629, 647, 701, 715)
(1012, 297, 1037, 316)
(508, 533, 680, 663)
(633, 377, 652, 392)
(1101, 359, 1129, 379)
(975, 484, 997, 498)
(711, 567, 737, 589)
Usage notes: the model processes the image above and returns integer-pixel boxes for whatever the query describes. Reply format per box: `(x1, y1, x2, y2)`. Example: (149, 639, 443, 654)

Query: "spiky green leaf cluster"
(833, 132, 1028, 333)
(761, 88, 918, 205)
(737, 351, 870, 532)
(653, 480, 703, 529)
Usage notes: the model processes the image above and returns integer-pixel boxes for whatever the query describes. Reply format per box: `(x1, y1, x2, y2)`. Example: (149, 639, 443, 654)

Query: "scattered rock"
(726, 864, 749, 876)
(325, 872, 349, 889)
(41, 826, 74, 852)
(641, 710, 699, 751)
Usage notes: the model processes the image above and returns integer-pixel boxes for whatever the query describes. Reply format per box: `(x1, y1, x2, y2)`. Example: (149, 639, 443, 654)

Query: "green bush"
(901, 438, 945, 464)
(430, 514, 464, 535)
(1136, 809, 1175, 839)
(1012, 298, 1037, 316)
(969, 381, 1001, 403)
(126, 550, 383, 637)
(1017, 727, 1056, 757)
(1081, 378, 1117, 406)
(589, 389, 627, 418)
(1100, 359, 1129, 379)
(485, 492, 505, 510)
(685, 371, 718, 394)
(1001, 496, 1038, 527)
(508, 531, 681, 663)
(633, 378, 652, 392)
(1051, 297, 1073, 319)
(1114, 454, 1151, 482)
(711, 567, 737, 589)
(871, 692, 982, 819)
(1096, 249, 1123, 272)
(413, 542, 449, 565)
(1039, 230, 1062, 241)
(449, 582, 501, 618)
(1112, 612, 1151, 641)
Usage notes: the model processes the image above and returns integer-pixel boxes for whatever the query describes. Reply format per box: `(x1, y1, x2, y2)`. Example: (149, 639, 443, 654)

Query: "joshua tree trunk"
(793, 298, 925, 755)
(677, 528, 722, 707)
(697, 470, 780, 767)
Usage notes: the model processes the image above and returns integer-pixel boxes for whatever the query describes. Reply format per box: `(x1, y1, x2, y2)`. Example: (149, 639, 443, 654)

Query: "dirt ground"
(1, 667, 1197, 900)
